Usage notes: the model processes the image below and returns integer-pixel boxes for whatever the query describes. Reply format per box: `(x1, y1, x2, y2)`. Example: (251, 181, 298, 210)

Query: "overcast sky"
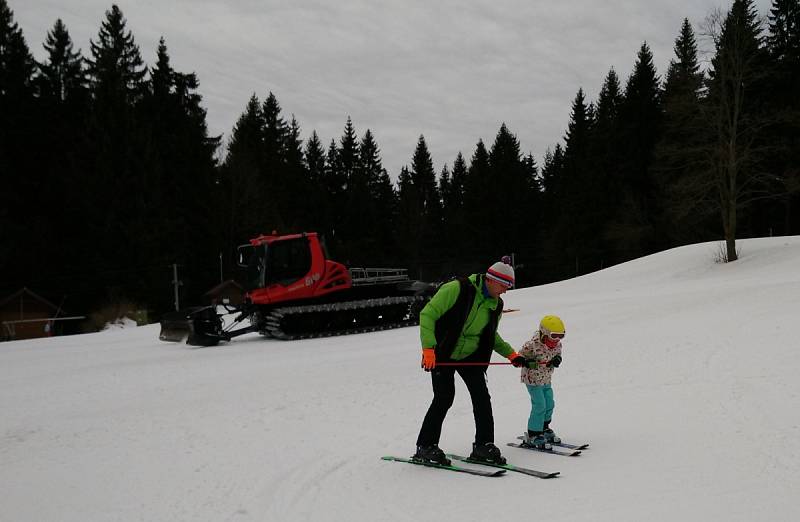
(13, 0, 774, 179)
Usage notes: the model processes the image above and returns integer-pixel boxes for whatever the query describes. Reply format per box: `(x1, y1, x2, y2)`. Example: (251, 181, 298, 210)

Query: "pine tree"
(655, 19, 714, 245)
(36, 19, 87, 103)
(359, 129, 396, 262)
(337, 116, 359, 191)
(305, 131, 326, 184)
(360, 129, 383, 192)
(463, 139, 491, 243)
(394, 135, 443, 275)
(0, 0, 37, 296)
(397, 166, 413, 196)
(541, 144, 565, 196)
(538, 142, 570, 279)
(666, 19, 705, 98)
(766, 0, 800, 59)
(322, 138, 341, 245)
(149, 37, 172, 99)
(562, 88, 593, 193)
(487, 123, 536, 261)
(322, 117, 361, 255)
(170, 65, 220, 284)
(595, 68, 622, 132)
(372, 166, 398, 261)
(31, 18, 91, 307)
(222, 94, 267, 248)
(410, 135, 443, 276)
(0, 0, 36, 143)
(614, 42, 663, 259)
(411, 135, 441, 217)
(137, 38, 220, 307)
(303, 130, 327, 232)
(84, 3, 148, 291)
(317, 119, 357, 253)
(706, 0, 771, 260)
(522, 153, 540, 193)
(337, 123, 372, 260)
(766, 0, 800, 234)
(88, 4, 146, 108)
(439, 164, 453, 220)
(283, 115, 310, 229)
(553, 89, 599, 274)
(591, 68, 624, 251)
(450, 152, 468, 210)
(0, 0, 35, 100)
(139, 38, 173, 221)
(261, 92, 290, 230)
(440, 152, 469, 259)
(395, 164, 419, 269)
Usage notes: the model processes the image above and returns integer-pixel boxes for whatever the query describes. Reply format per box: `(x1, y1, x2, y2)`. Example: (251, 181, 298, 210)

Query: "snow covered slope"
(2, 237, 799, 521)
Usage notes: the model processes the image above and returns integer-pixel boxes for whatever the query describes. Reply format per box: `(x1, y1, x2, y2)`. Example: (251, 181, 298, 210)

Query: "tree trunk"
(726, 201, 738, 262)
(726, 148, 738, 262)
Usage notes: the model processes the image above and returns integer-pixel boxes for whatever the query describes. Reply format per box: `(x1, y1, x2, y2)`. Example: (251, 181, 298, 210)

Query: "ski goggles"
(547, 332, 565, 340)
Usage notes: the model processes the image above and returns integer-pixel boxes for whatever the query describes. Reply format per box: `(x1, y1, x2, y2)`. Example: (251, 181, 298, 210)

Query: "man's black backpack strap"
(463, 292, 503, 364)
(433, 277, 474, 360)
(432, 275, 504, 363)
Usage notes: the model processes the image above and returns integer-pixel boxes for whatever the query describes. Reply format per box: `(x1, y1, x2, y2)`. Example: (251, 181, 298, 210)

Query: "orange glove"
(421, 348, 436, 371)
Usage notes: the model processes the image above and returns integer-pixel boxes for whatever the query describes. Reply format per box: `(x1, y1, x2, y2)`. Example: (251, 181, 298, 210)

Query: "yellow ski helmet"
(539, 315, 565, 337)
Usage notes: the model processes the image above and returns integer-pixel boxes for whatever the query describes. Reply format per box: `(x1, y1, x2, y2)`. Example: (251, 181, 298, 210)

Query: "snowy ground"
(2, 237, 799, 521)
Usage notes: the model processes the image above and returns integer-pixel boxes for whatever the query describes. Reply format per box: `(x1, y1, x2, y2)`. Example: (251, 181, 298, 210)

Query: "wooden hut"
(0, 288, 62, 341)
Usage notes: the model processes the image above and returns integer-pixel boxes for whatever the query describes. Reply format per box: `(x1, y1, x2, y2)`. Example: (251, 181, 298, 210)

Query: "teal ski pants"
(526, 384, 554, 432)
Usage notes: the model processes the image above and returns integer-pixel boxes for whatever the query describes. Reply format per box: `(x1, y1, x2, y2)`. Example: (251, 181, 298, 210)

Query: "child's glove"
(547, 354, 562, 368)
(509, 353, 528, 368)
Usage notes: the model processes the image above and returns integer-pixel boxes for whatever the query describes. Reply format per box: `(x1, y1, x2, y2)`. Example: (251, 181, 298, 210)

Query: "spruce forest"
(1, 0, 798, 330)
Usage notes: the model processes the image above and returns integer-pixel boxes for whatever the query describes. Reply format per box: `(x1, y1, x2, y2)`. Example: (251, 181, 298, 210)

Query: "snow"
(2, 236, 799, 521)
(102, 317, 139, 331)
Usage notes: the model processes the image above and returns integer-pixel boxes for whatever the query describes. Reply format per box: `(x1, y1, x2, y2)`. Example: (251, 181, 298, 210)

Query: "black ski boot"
(543, 420, 561, 444)
(469, 442, 506, 465)
(522, 430, 552, 450)
(413, 444, 451, 466)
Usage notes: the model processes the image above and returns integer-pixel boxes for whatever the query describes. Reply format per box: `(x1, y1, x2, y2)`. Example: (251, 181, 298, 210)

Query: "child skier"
(519, 315, 566, 450)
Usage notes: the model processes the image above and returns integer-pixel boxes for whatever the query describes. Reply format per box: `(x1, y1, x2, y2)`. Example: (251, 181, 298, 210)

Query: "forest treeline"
(1, 0, 798, 325)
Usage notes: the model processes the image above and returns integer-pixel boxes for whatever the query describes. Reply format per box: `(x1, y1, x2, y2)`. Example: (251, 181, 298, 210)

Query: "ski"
(506, 443, 582, 457)
(516, 436, 589, 450)
(446, 454, 560, 479)
(381, 456, 506, 477)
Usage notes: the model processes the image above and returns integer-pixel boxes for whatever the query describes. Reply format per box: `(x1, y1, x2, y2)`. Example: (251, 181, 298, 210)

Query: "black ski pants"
(416, 366, 494, 447)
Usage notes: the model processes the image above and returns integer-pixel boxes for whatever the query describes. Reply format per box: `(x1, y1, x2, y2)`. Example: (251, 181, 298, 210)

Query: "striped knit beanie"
(486, 261, 515, 288)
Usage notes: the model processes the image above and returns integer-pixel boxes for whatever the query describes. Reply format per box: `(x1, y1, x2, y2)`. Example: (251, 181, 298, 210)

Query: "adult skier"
(413, 260, 529, 466)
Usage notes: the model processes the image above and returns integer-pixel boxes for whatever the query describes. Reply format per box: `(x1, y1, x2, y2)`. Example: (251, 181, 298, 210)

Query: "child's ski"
(446, 454, 560, 479)
(506, 443, 582, 457)
(516, 436, 589, 450)
(381, 456, 506, 477)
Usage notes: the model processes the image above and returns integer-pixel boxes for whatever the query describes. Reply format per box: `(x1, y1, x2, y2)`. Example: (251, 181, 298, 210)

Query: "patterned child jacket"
(519, 332, 562, 386)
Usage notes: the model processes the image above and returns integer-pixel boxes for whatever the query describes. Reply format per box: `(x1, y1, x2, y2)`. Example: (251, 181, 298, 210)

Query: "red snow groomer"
(159, 232, 435, 345)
